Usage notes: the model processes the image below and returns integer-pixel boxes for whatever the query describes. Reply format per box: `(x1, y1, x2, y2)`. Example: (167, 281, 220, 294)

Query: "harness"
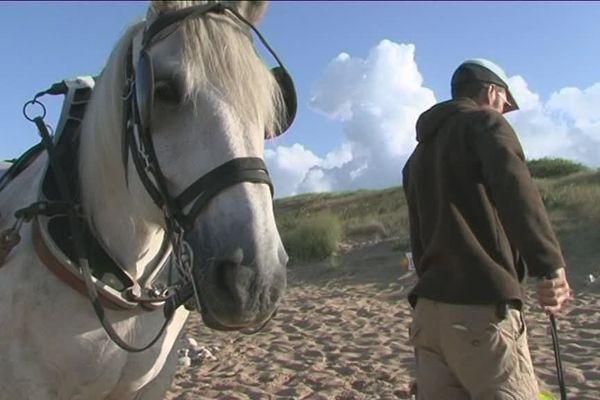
(1, 2, 296, 352)
(1, 78, 173, 310)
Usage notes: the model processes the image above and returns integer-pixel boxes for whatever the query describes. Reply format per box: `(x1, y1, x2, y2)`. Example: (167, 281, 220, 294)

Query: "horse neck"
(78, 31, 165, 279)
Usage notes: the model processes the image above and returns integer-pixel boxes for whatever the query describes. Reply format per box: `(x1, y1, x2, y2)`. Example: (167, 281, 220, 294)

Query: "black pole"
(544, 271, 567, 400)
(549, 313, 567, 400)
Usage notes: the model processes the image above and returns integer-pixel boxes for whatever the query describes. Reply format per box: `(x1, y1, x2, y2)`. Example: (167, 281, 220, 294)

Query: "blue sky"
(2, 1, 600, 196)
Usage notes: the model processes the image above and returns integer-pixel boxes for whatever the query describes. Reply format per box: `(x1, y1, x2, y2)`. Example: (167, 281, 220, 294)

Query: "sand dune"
(166, 240, 600, 399)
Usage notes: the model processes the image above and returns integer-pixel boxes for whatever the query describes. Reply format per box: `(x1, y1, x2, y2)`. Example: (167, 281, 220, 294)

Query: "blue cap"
(452, 58, 519, 112)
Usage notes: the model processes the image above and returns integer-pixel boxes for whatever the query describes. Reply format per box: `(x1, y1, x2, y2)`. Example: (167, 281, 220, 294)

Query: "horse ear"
(147, 1, 269, 24)
(229, 0, 269, 25)
(149, 0, 170, 15)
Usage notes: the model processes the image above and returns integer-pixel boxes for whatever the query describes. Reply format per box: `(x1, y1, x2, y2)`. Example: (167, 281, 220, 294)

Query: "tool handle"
(549, 314, 567, 400)
(544, 270, 567, 399)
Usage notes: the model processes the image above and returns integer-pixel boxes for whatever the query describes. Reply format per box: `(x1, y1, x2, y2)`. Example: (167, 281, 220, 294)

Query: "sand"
(165, 239, 600, 400)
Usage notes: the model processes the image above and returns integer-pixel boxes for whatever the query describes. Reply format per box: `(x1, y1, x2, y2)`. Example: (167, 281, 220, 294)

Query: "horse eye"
(154, 80, 181, 105)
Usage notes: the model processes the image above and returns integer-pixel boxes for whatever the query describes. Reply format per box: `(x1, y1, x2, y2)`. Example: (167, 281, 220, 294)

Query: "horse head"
(79, 0, 295, 332)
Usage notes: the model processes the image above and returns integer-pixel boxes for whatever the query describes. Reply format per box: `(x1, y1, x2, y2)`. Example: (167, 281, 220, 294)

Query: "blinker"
(134, 49, 154, 136)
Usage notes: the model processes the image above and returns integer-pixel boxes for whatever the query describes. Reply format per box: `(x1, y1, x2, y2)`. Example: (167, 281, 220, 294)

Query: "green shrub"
(527, 157, 589, 179)
(281, 212, 343, 261)
(538, 173, 600, 221)
(345, 220, 388, 240)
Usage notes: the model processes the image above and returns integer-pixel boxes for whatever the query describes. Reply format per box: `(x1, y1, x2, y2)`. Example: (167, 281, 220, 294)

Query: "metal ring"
(22, 99, 47, 122)
(121, 79, 134, 101)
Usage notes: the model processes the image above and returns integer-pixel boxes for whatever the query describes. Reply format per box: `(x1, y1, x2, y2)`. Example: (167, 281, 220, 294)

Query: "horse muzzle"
(190, 244, 287, 331)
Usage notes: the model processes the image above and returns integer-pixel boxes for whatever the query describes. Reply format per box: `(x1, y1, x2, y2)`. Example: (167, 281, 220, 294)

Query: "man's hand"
(536, 268, 572, 315)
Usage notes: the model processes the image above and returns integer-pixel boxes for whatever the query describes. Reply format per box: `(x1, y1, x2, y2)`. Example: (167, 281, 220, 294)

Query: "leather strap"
(32, 216, 128, 310)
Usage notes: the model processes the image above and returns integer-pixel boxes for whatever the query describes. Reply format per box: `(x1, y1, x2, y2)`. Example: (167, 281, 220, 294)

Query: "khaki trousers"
(409, 298, 539, 400)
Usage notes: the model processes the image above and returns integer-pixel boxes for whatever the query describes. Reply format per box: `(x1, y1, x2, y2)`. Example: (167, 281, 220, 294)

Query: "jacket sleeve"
(472, 110, 565, 278)
(402, 159, 424, 270)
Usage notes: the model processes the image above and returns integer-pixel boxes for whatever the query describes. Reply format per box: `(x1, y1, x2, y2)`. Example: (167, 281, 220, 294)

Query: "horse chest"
(4, 300, 181, 399)
(1, 259, 179, 396)
(4, 283, 124, 394)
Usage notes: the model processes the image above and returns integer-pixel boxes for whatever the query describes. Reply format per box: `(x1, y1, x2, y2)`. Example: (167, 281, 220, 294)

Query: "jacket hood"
(416, 98, 478, 142)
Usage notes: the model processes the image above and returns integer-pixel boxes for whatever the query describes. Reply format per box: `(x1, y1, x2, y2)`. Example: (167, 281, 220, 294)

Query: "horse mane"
(79, 22, 143, 216)
(80, 1, 284, 219)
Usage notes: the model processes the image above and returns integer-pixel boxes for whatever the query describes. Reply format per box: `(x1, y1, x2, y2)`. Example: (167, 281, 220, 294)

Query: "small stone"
(200, 346, 217, 361)
(178, 356, 191, 367)
(186, 337, 200, 351)
(178, 348, 189, 357)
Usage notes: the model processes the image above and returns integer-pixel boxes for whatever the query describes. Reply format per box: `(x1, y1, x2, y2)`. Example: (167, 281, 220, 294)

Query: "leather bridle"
(123, 2, 280, 235)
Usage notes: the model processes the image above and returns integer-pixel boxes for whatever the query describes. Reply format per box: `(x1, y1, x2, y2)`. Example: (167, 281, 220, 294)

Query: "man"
(402, 58, 572, 399)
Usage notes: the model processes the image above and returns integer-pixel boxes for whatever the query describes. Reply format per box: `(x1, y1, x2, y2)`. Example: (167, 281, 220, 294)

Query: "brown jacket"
(402, 98, 565, 307)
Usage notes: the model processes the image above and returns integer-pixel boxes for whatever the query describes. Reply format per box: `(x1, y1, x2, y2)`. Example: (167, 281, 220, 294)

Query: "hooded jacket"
(402, 98, 565, 307)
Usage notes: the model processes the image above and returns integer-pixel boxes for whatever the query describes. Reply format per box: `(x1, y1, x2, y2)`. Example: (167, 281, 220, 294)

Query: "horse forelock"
(150, 0, 283, 136)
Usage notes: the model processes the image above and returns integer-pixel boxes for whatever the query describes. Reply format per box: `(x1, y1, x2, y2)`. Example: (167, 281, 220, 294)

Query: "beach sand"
(165, 239, 600, 399)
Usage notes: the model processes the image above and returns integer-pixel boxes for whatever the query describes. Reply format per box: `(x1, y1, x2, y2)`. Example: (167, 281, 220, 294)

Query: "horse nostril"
(212, 248, 251, 298)
(214, 260, 235, 293)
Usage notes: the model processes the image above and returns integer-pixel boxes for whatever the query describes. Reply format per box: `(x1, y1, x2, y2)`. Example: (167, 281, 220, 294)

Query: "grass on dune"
(275, 158, 600, 286)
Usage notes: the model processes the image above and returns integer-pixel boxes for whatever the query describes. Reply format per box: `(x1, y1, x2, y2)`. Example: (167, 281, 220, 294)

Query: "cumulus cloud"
(266, 39, 437, 197)
(507, 78, 600, 166)
(264, 144, 321, 198)
(265, 40, 600, 198)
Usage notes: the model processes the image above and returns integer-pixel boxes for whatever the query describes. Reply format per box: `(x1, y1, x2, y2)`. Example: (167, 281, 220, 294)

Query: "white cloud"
(546, 83, 600, 123)
(266, 41, 600, 198)
(264, 144, 320, 198)
(507, 78, 600, 166)
(507, 75, 541, 112)
(268, 39, 436, 197)
(301, 168, 332, 193)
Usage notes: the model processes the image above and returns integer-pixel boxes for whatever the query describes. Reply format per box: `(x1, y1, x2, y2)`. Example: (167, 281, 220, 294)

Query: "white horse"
(0, 1, 294, 399)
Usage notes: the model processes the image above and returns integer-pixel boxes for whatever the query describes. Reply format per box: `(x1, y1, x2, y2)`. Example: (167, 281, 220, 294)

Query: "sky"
(1, 1, 600, 197)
